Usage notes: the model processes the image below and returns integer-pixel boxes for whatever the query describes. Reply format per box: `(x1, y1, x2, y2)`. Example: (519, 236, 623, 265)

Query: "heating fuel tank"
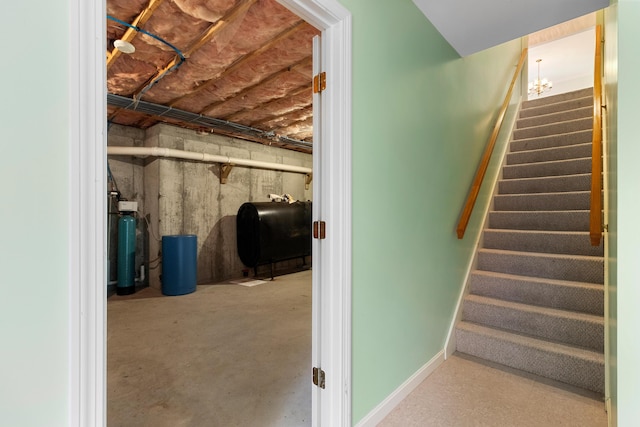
(236, 201, 311, 268)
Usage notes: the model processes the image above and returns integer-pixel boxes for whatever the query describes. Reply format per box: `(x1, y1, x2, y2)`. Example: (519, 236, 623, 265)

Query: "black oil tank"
(236, 201, 312, 268)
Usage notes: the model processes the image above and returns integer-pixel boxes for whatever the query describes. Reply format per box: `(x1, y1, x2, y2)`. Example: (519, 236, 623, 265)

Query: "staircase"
(455, 87, 605, 394)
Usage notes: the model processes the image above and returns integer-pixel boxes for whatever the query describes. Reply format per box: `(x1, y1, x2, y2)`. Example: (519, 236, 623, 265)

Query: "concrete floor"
(107, 269, 312, 427)
(109, 270, 608, 427)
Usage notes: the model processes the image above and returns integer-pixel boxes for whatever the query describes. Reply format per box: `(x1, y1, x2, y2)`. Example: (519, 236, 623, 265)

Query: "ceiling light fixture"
(114, 39, 136, 54)
(528, 59, 552, 97)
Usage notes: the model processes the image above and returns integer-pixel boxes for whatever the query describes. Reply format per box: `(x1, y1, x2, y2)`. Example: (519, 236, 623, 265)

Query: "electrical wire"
(107, 14, 186, 101)
(107, 15, 185, 59)
(143, 213, 162, 242)
(107, 160, 120, 193)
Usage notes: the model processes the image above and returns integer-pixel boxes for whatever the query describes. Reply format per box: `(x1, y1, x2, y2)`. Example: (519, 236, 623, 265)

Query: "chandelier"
(528, 59, 553, 96)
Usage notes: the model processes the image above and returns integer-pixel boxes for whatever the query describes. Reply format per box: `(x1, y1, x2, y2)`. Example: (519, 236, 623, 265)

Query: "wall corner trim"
(354, 350, 445, 427)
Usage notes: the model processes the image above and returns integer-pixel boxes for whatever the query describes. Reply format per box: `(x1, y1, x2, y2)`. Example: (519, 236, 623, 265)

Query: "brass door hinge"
(313, 221, 326, 239)
(313, 367, 326, 389)
(313, 72, 326, 94)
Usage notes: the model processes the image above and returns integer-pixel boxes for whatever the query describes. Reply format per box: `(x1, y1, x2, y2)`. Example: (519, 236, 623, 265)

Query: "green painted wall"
(609, 0, 640, 424)
(0, 0, 70, 426)
(342, 0, 521, 422)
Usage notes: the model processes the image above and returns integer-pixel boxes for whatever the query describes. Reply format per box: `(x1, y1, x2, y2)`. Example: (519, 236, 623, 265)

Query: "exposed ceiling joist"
(107, 0, 165, 70)
(199, 55, 312, 114)
(107, 0, 318, 149)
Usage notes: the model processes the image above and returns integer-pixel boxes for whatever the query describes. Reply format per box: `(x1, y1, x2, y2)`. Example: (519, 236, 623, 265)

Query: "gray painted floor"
(380, 353, 608, 427)
(107, 270, 312, 427)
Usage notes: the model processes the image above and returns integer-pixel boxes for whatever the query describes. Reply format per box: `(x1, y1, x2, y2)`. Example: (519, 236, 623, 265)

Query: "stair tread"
(510, 129, 592, 151)
(504, 156, 591, 169)
(484, 229, 590, 236)
(520, 95, 593, 117)
(516, 106, 593, 129)
(500, 173, 592, 183)
(522, 88, 594, 109)
(471, 269, 603, 290)
(490, 209, 590, 213)
(495, 190, 590, 197)
(478, 247, 602, 261)
(506, 142, 592, 162)
(457, 321, 604, 363)
(512, 117, 592, 138)
(464, 294, 604, 324)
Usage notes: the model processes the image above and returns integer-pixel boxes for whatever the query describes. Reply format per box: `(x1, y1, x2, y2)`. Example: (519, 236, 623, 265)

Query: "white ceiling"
(412, 0, 609, 57)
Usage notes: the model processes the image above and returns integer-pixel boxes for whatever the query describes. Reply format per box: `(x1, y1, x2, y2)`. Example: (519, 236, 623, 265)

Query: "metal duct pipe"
(107, 146, 312, 175)
(107, 93, 313, 151)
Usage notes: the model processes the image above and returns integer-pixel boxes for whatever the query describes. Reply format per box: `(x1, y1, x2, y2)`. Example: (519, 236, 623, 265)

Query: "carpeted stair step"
(494, 191, 591, 211)
(498, 174, 592, 194)
(488, 210, 591, 231)
(482, 230, 603, 256)
(462, 294, 604, 351)
(506, 142, 592, 165)
(516, 106, 592, 129)
(476, 248, 603, 283)
(519, 96, 593, 119)
(455, 321, 604, 393)
(513, 117, 592, 140)
(455, 87, 604, 395)
(522, 88, 593, 109)
(469, 270, 603, 315)
(510, 129, 592, 152)
(503, 157, 591, 179)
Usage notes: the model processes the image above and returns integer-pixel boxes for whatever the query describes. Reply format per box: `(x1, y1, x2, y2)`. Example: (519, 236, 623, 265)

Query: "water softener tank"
(117, 214, 136, 295)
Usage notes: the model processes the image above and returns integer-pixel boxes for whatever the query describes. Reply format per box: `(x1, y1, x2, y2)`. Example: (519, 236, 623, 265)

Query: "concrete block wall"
(109, 123, 313, 290)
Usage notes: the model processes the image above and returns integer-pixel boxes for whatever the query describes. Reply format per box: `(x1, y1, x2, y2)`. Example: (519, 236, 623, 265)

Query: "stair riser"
(488, 211, 590, 231)
(477, 251, 604, 283)
(493, 192, 591, 211)
(469, 273, 604, 315)
(498, 174, 592, 194)
(482, 231, 603, 256)
(522, 88, 593, 109)
(513, 118, 592, 140)
(511, 130, 592, 152)
(516, 107, 592, 129)
(519, 96, 593, 119)
(503, 158, 591, 179)
(462, 300, 603, 351)
(507, 143, 592, 165)
(456, 327, 604, 393)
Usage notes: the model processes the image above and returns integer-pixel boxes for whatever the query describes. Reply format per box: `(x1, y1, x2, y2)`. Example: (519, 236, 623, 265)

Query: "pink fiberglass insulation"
(106, 0, 316, 145)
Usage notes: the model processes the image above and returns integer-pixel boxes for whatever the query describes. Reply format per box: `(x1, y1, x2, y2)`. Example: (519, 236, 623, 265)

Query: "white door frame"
(68, 0, 352, 425)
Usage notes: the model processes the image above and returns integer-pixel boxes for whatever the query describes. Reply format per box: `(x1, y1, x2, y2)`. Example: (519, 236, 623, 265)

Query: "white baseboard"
(355, 350, 445, 427)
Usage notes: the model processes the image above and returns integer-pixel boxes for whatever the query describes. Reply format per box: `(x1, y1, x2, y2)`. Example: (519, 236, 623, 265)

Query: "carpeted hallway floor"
(379, 353, 607, 427)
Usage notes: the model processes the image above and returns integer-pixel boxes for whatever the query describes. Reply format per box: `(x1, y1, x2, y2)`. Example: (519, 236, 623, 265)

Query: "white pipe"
(107, 146, 312, 175)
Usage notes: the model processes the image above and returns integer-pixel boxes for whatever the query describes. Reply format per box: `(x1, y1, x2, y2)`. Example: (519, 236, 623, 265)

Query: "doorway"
(69, 0, 352, 426)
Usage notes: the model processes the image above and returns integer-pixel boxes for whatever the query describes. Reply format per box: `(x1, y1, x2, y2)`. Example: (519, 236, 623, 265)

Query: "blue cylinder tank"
(162, 235, 197, 296)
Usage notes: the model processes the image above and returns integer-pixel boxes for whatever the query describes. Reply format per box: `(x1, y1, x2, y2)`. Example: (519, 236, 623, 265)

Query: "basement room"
(105, 0, 318, 425)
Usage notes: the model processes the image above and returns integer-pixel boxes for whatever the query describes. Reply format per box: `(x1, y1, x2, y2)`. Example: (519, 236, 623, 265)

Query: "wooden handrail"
(590, 25, 603, 246)
(457, 48, 528, 239)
